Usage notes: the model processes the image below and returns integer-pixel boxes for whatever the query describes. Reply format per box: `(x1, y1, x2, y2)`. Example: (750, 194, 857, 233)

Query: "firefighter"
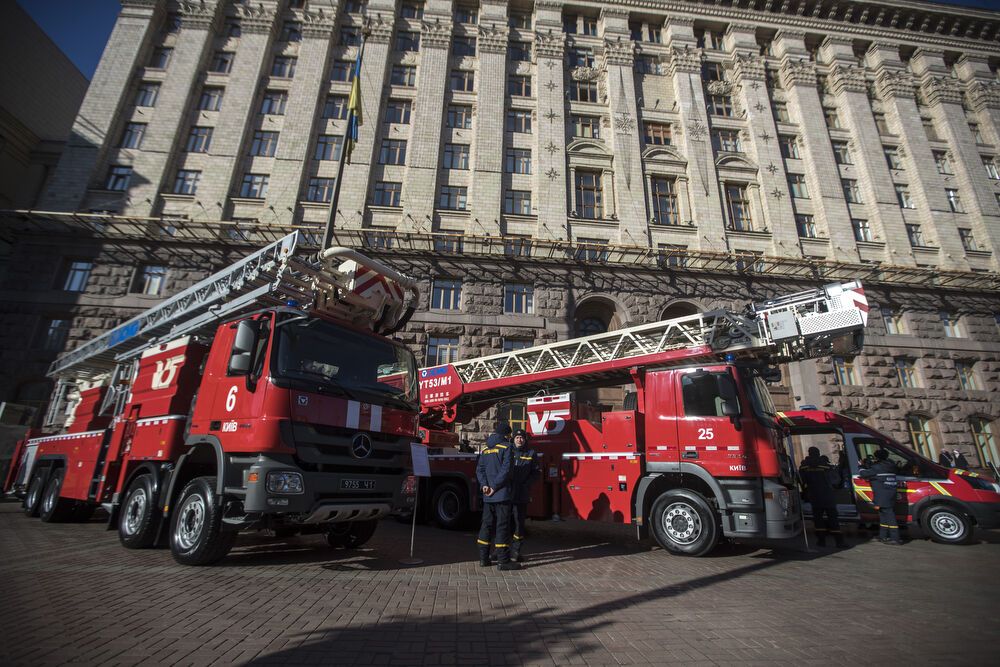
(799, 447, 844, 547)
(476, 426, 519, 570)
(510, 428, 539, 563)
(859, 449, 902, 545)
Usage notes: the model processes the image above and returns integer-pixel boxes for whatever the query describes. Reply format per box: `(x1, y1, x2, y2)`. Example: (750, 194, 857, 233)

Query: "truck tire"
(39, 469, 70, 523)
(23, 471, 45, 517)
(431, 482, 469, 529)
(649, 490, 720, 557)
(119, 475, 159, 549)
(326, 519, 378, 549)
(169, 476, 236, 566)
(922, 505, 974, 545)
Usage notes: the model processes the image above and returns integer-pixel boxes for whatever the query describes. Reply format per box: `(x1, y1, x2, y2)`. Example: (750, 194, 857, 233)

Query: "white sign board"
(410, 442, 431, 477)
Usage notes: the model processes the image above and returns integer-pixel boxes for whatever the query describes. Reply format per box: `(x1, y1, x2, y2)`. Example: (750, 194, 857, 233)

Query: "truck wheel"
(169, 476, 236, 566)
(23, 471, 45, 517)
(326, 519, 378, 549)
(119, 475, 159, 549)
(40, 469, 69, 523)
(431, 483, 469, 529)
(650, 490, 719, 557)
(922, 505, 974, 545)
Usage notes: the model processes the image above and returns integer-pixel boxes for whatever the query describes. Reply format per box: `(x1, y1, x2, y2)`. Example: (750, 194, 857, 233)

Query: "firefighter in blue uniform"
(476, 423, 519, 570)
(799, 447, 845, 547)
(510, 429, 539, 563)
(859, 449, 902, 545)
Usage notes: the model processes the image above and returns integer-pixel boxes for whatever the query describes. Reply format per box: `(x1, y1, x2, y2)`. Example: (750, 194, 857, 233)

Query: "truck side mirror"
(721, 400, 740, 417)
(228, 320, 259, 380)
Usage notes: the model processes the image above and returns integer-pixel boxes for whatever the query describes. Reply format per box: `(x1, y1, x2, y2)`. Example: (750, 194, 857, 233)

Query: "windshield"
(273, 317, 419, 409)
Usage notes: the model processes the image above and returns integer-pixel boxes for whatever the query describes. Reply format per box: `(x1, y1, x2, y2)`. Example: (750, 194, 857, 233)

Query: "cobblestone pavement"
(2, 500, 999, 666)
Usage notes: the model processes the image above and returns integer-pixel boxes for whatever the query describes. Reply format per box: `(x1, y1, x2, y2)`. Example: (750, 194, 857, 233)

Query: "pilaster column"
(676, 175, 691, 224)
(533, 3, 567, 241)
(956, 54, 1000, 148)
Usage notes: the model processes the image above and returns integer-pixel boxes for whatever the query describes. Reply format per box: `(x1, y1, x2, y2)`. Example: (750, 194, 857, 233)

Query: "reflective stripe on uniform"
(494, 543, 508, 548)
(513, 534, 522, 540)
(477, 539, 489, 546)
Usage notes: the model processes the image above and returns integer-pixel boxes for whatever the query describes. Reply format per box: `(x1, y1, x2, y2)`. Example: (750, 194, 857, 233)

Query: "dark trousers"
(477, 501, 512, 563)
(878, 506, 900, 542)
(511, 503, 528, 557)
(812, 506, 843, 545)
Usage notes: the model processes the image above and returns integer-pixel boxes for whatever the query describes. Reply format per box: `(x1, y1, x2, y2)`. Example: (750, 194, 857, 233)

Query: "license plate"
(341, 479, 376, 490)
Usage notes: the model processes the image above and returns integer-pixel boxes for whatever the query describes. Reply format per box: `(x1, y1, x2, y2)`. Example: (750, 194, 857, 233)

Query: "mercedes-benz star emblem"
(351, 433, 373, 459)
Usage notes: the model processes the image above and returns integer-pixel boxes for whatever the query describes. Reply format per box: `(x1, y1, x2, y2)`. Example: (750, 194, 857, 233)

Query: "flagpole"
(323, 24, 368, 249)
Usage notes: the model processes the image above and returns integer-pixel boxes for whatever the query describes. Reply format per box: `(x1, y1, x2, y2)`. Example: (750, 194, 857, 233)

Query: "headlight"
(266, 471, 304, 494)
(963, 475, 1000, 493)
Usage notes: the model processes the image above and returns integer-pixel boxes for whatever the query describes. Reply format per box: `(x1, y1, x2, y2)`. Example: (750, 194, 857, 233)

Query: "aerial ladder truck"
(418, 282, 871, 556)
(4, 232, 423, 565)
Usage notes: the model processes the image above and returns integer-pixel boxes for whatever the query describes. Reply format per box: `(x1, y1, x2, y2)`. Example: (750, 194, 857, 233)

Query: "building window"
(832, 141, 852, 165)
(643, 123, 671, 146)
(120, 122, 146, 149)
(150, 47, 172, 69)
(851, 218, 872, 242)
(970, 417, 997, 466)
(261, 90, 287, 115)
(173, 169, 200, 195)
(832, 356, 859, 385)
(658, 244, 688, 268)
(895, 358, 920, 389)
(650, 177, 678, 226)
(443, 143, 470, 170)
(447, 105, 473, 129)
(773, 102, 790, 122)
(779, 135, 799, 159)
(956, 362, 980, 391)
(504, 190, 532, 215)
(735, 250, 764, 273)
(896, 185, 914, 209)
(796, 214, 817, 238)
(401, 2, 424, 19)
(563, 14, 578, 34)
(509, 41, 532, 62)
(923, 119, 940, 141)
(331, 60, 355, 82)
(342, 1, 363, 13)
(105, 165, 132, 191)
(702, 62, 724, 81)
(199, 87, 224, 111)
(984, 157, 999, 180)
(434, 236, 463, 253)
(725, 184, 752, 231)
(504, 283, 534, 314)
(271, 56, 296, 78)
(450, 70, 475, 92)
(239, 174, 268, 199)
(455, 6, 477, 24)
(186, 126, 212, 153)
(575, 238, 609, 262)
(39, 318, 71, 351)
(373, 181, 402, 207)
(905, 223, 924, 247)
(396, 30, 420, 52)
(508, 75, 531, 97)
(575, 171, 603, 219)
(569, 48, 595, 69)
(134, 82, 160, 107)
(940, 311, 963, 338)
(969, 122, 984, 143)
(225, 20, 241, 38)
(132, 264, 167, 296)
(390, 65, 416, 87)
(506, 110, 532, 133)
(946, 188, 964, 213)
(884, 146, 903, 170)
(426, 336, 460, 366)
(934, 150, 953, 175)
(874, 112, 890, 135)
(907, 415, 935, 457)
(382, 99, 411, 124)
(708, 95, 733, 117)
(306, 177, 335, 203)
(431, 279, 462, 310)
(60, 260, 92, 292)
(509, 13, 531, 29)
(882, 307, 905, 335)
(824, 109, 840, 129)
(438, 185, 468, 210)
(363, 230, 393, 250)
(505, 148, 531, 174)
(379, 139, 407, 165)
(503, 338, 532, 353)
(635, 56, 661, 75)
(453, 35, 477, 57)
(573, 115, 600, 139)
(250, 131, 279, 157)
(280, 21, 301, 42)
(315, 135, 343, 161)
(324, 95, 348, 119)
(210, 51, 234, 74)
(571, 80, 598, 103)
(788, 174, 809, 199)
(504, 235, 532, 257)
(959, 228, 978, 252)
(339, 27, 361, 46)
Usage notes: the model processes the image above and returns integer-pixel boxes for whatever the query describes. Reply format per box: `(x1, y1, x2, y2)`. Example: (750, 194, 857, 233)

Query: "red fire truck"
(418, 282, 871, 556)
(4, 232, 422, 565)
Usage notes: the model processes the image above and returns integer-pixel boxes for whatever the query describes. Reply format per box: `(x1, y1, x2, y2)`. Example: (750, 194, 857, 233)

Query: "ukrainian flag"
(345, 48, 363, 163)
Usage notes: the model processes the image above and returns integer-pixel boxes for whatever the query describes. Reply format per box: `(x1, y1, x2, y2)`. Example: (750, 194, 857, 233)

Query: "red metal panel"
(560, 454, 641, 524)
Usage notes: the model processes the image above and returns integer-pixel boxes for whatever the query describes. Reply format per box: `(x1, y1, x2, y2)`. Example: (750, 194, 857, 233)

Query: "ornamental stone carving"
(535, 31, 565, 59)
(614, 111, 635, 135)
(965, 80, 1000, 112)
(666, 46, 701, 76)
(514, 61, 532, 75)
(666, 16, 695, 29)
(366, 16, 394, 44)
(830, 64, 869, 95)
(602, 38, 634, 67)
(875, 69, 915, 99)
(706, 80, 733, 96)
(730, 53, 766, 82)
(571, 66, 601, 82)
(179, 1, 218, 30)
(725, 22, 757, 36)
(920, 76, 964, 106)
(234, 3, 275, 34)
(420, 20, 453, 49)
(401, 52, 418, 65)
(301, 9, 335, 39)
(478, 23, 509, 53)
(779, 59, 817, 88)
(458, 56, 476, 69)
(601, 6, 629, 19)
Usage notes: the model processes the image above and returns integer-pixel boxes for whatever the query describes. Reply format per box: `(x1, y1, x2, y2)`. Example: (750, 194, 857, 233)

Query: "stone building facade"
(3, 0, 1000, 465)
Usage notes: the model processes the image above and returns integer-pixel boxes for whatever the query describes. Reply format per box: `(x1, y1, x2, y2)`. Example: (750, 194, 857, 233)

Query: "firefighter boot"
(478, 547, 491, 567)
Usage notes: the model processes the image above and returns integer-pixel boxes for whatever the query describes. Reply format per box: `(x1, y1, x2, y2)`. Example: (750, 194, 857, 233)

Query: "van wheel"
(119, 475, 159, 548)
(922, 505, 973, 545)
(169, 477, 235, 565)
(326, 520, 378, 549)
(23, 471, 45, 517)
(40, 469, 70, 523)
(650, 490, 719, 557)
(432, 483, 469, 530)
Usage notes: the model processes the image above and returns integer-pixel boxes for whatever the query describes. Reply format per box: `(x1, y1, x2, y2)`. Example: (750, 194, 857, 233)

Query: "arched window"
(970, 417, 997, 467)
(576, 317, 607, 336)
(661, 301, 700, 321)
(906, 414, 936, 458)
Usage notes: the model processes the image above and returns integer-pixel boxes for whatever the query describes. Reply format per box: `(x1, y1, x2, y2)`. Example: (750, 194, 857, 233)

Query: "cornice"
(666, 45, 701, 76)
(233, 4, 275, 35)
(366, 16, 394, 44)
(875, 69, 916, 100)
(301, 8, 336, 39)
(178, 1, 218, 31)
(779, 58, 817, 89)
(535, 31, 565, 59)
(829, 63, 869, 96)
(966, 80, 1000, 113)
(603, 38, 634, 67)
(478, 23, 509, 53)
(920, 75, 964, 106)
(421, 20, 453, 50)
(729, 52, 766, 82)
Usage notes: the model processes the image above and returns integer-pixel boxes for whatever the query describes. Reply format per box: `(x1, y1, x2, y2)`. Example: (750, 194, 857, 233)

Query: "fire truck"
(418, 282, 871, 556)
(3, 232, 422, 565)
